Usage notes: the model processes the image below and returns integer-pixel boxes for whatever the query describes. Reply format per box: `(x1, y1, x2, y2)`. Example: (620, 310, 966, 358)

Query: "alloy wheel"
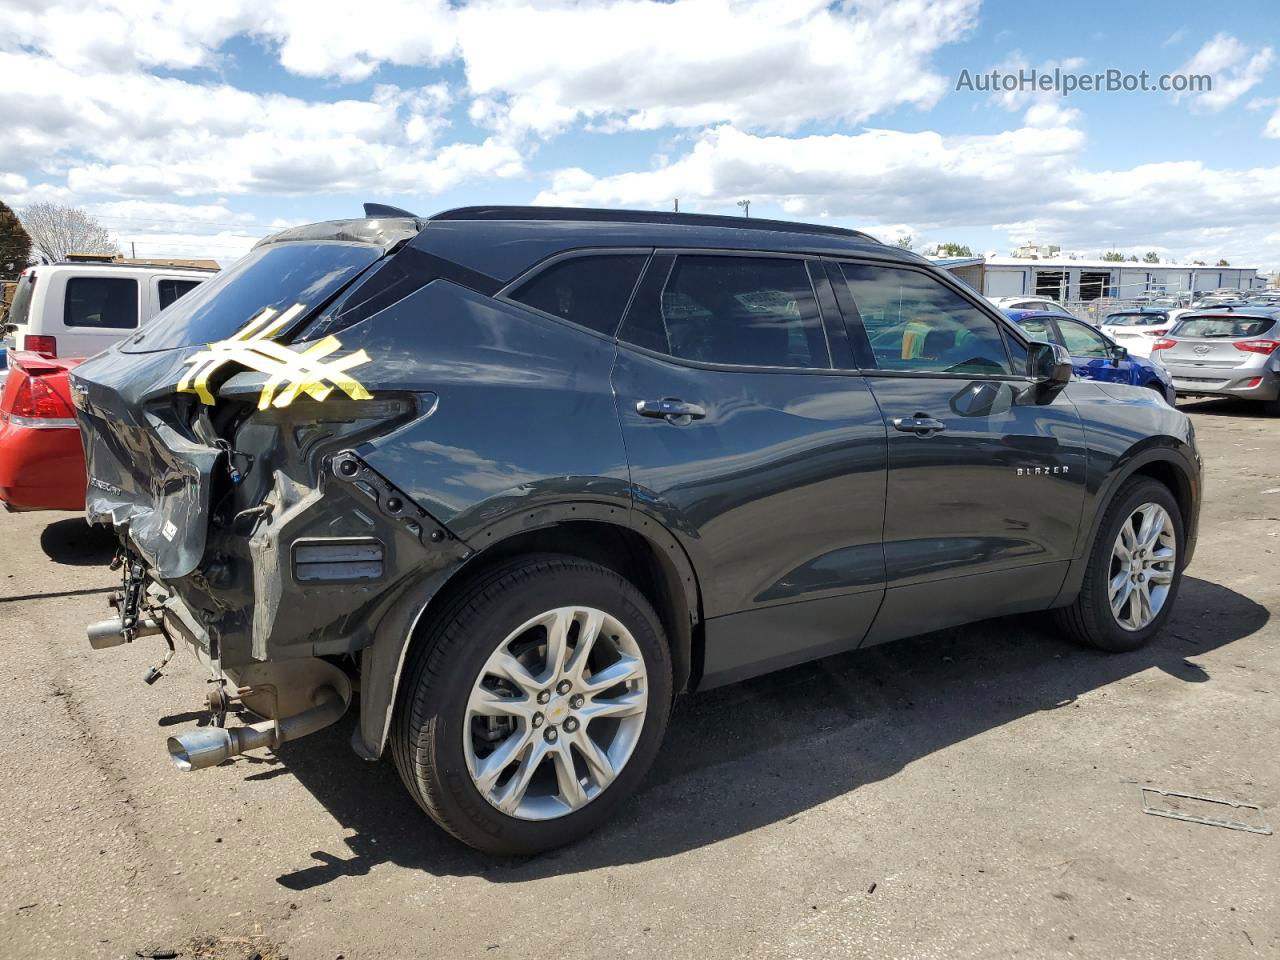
(1108, 502, 1177, 631)
(463, 606, 648, 821)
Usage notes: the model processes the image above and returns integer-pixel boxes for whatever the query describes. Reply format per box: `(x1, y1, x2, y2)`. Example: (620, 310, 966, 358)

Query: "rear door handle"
(636, 399, 707, 423)
(892, 415, 947, 436)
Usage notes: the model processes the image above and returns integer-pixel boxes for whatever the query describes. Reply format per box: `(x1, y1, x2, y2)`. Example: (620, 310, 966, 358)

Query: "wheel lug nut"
(556, 679, 572, 695)
(537, 690, 551, 704)
(532, 712, 544, 728)
(570, 694, 584, 709)
(544, 726, 558, 743)
(564, 717, 579, 733)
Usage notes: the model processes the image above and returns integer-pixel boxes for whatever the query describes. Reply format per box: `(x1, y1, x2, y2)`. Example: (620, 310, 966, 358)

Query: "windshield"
(121, 242, 380, 352)
(1172, 315, 1276, 338)
(1106, 312, 1167, 325)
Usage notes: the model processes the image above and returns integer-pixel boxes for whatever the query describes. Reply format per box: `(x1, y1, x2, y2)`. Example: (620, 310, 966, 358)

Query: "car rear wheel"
(1052, 477, 1184, 652)
(392, 554, 673, 855)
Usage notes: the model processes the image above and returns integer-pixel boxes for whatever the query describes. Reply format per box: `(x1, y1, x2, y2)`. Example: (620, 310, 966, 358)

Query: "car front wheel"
(392, 555, 673, 854)
(1053, 477, 1184, 652)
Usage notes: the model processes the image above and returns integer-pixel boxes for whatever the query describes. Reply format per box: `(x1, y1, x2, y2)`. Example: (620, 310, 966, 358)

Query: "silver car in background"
(1151, 307, 1280, 411)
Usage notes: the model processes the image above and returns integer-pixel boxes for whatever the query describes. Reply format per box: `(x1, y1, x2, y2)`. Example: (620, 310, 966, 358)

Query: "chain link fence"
(1060, 298, 1165, 326)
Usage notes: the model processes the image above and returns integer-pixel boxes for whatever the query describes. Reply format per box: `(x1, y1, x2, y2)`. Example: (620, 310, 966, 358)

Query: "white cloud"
(452, 0, 981, 136)
(535, 111, 1280, 266)
(1176, 33, 1275, 111)
(536, 109, 1088, 227)
(1, 0, 980, 136)
(0, 51, 521, 198)
(985, 51, 1088, 112)
(1251, 97, 1280, 139)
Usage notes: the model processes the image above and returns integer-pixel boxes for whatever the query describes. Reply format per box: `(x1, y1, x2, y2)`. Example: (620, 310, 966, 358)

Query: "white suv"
(3, 261, 215, 360)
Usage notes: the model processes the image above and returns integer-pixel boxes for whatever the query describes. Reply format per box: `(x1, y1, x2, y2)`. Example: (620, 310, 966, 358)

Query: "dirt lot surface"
(0, 397, 1276, 960)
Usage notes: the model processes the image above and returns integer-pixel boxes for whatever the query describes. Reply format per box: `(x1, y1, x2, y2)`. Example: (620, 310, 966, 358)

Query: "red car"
(0, 351, 85, 511)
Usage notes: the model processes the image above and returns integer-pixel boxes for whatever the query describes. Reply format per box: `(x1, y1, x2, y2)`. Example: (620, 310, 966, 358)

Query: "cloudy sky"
(3, 0, 1278, 267)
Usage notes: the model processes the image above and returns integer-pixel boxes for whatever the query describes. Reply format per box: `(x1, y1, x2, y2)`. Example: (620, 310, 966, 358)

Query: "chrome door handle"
(892, 416, 947, 436)
(636, 399, 707, 423)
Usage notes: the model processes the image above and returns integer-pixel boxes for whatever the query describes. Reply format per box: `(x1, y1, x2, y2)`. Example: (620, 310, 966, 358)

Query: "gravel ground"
(0, 396, 1276, 960)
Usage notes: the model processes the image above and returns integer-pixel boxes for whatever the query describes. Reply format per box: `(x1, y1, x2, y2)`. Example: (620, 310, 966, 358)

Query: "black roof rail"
(429, 205, 880, 244)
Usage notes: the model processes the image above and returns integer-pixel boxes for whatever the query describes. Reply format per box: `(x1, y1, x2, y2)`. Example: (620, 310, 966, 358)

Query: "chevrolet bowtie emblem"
(177, 304, 372, 410)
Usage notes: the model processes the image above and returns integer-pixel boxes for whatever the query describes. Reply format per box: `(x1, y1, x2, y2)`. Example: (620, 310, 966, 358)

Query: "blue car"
(1004, 309, 1176, 404)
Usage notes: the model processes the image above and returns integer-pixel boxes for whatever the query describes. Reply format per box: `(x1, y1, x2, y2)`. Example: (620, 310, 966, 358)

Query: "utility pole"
(673, 198, 679, 212)
(131, 241, 136, 259)
(737, 199, 750, 218)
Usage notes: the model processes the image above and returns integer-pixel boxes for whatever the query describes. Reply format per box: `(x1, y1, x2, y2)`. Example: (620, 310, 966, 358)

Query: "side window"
(840, 263, 1011, 375)
(509, 254, 648, 337)
(63, 277, 139, 329)
(1056, 319, 1110, 358)
(157, 279, 202, 311)
(623, 255, 827, 368)
(1017, 316, 1056, 343)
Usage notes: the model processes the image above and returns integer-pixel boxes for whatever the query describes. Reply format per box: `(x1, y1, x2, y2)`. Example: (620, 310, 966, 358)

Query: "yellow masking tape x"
(177, 304, 372, 409)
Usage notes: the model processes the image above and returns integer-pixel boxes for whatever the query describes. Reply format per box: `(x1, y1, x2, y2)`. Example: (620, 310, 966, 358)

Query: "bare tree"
(20, 203, 118, 262)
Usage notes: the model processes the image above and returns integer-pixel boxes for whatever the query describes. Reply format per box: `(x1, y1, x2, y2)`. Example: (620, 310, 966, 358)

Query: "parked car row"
(60, 204, 1204, 855)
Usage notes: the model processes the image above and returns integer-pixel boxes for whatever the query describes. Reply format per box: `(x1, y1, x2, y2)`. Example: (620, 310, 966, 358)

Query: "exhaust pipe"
(166, 685, 347, 772)
(87, 616, 162, 650)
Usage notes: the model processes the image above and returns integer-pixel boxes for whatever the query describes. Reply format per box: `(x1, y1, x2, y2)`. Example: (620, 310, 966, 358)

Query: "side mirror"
(1027, 341, 1071, 387)
(1109, 344, 1128, 364)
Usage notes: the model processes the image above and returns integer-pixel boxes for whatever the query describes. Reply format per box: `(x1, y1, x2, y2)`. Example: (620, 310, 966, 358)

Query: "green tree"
(1191, 260, 1206, 266)
(1215, 258, 1230, 266)
(1127, 255, 1139, 262)
(0, 200, 31, 281)
(894, 233, 913, 251)
(1101, 251, 1125, 262)
(933, 242, 973, 257)
(1142, 251, 1161, 264)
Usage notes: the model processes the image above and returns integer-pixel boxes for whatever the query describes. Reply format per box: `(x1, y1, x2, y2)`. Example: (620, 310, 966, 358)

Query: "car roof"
(1003, 309, 1073, 321)
(1176, 306, 1280, 321)
(29, 262, 217, 276)
(409, 204, 910, 282)
(1104, 310, 1167, 318)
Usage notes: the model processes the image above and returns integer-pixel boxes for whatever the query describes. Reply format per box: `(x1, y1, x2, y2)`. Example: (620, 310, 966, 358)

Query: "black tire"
(392, 554, 673, 855)
(1052, 477, 1185, 652)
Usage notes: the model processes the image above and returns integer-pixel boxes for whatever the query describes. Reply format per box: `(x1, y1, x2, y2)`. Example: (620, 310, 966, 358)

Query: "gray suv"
(70, 206, 1201, 854)
(1152, 308, 1280, 410)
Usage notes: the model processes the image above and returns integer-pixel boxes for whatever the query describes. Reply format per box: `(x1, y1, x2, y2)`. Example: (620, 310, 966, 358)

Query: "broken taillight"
(23, 334, 57, 356)
(1232, 339, 1280, 355)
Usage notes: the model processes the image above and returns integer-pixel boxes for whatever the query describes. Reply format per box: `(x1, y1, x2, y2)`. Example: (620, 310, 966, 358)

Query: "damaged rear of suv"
(74, 205, 686, 854)
(73, 204, 1200, 855)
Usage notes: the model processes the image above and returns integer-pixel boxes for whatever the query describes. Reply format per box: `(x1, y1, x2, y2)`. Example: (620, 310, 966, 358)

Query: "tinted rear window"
(157, 278, 202, 310)
(123, 242, 379, 352)
(8, 274, 33, 327)
(623, 255, 828, 368)
(64, 277, 138, 329)
(1172, 315, 1276, 338)
(509, 254, 647, 337)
